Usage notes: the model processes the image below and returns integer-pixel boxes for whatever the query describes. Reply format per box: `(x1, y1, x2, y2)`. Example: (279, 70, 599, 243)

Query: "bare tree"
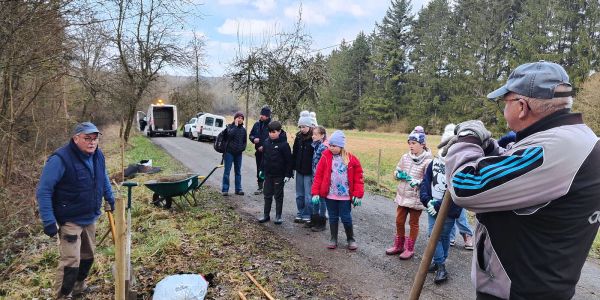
(111, 0, 190, 141)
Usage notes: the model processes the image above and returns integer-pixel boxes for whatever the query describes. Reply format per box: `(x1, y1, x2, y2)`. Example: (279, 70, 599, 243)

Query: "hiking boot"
(235, 191, 245, 195)
(434, 263, 448, 284)
(274, 215, 283, 225)
(258, 215, 270, 223)
(72, 281, 90, 296)
(386, 235, 405, 255)
(463, 234, 474, 250)
(344, 224, 357, 250)
(254, 188, 263, 195)
(304, 214, 318, 228)
(327, 223, 338, 249)
(428, 262, 439, 273)
(311, 216, 326, 232)
(399, 237, 415, 260)
(293, 216, 303, 223)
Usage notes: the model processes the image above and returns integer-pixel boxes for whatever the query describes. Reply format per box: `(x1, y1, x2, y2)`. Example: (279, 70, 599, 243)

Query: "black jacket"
(225, 123, 247, 154)
(249, 118, 287, 151)
(419, 161, 462, 219)
(292, 131, 314, 176)
(261, 131, 293, 178)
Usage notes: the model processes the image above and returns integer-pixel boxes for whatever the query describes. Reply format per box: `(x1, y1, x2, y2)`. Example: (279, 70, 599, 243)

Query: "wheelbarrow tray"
(144, 174, 200, 198)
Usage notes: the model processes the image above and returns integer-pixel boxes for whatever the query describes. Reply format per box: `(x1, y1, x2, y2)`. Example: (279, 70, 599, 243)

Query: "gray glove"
(454, 120, 492, 146)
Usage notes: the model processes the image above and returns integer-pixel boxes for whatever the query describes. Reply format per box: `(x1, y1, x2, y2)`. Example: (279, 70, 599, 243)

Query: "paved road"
(152, 136, 600, 299)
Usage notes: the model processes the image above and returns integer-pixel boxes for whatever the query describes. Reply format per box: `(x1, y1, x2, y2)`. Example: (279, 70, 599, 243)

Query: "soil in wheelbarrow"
(149, 173, 196, 183)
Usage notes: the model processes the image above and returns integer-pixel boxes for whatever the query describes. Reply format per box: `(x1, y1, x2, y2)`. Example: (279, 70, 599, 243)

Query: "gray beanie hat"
(298, 110, 313, 127)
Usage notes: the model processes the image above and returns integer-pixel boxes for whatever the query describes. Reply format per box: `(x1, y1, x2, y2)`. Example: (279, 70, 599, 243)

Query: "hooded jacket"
(260, 131, 293, 178)
(292, 131, 314, 176)
(311, 149, 364, 199)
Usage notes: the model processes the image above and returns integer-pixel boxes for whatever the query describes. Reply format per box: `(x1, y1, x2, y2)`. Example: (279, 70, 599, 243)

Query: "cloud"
(284, 5, 327, 25)
(253, 0, 276, 13)
(217, 0, 249, 5)
(217, 18, 279, 36)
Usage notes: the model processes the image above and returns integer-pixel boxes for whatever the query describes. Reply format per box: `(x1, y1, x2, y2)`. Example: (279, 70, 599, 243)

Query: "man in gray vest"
(443, 61, 600, 299)
(36, 122, 115, 299)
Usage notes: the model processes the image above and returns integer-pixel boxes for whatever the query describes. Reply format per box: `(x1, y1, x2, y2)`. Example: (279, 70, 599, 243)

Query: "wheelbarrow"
(144, 165, 223, 209)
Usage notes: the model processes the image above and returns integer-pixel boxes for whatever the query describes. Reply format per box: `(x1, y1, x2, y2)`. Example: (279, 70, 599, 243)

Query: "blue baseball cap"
(73, 122, 101, 135)
(487, 60, 572, 100)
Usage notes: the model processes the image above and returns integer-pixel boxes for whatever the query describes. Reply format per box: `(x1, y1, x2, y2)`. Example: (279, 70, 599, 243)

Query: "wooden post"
(114, 195, 126, 300)
(408, 191, 453, 300)
(377, 149, 382, 190)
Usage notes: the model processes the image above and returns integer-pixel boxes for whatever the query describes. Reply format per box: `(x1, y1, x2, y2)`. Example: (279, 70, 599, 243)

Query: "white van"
(192, 113, 226, 141)
(137, 101, 178, 137)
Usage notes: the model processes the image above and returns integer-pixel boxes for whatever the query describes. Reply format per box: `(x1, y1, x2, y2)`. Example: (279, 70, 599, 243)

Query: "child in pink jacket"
(386, 128, 432, 259)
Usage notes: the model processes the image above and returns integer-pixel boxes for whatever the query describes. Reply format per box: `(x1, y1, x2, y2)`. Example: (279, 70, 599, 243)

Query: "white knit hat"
(438, 123, 456, 149)
(298, 110, 313, 127)
(310, 111, 318, 127)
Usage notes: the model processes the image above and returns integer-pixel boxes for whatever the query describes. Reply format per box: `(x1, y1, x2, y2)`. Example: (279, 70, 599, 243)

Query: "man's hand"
(44, 223, 58, 237)
(427, 200, 438, 217)
(455, 120, 492, 146)
(352, 197, 362, 207)
(253, 138, 259, 144)
(258, 146, 263, 152)
(104, 202, 114, 212)
(441, 136, 459, 157)
(311, 195, 320, 205)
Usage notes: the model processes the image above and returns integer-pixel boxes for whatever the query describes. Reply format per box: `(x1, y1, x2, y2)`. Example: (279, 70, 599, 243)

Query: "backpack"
(213, 126, 229, 153)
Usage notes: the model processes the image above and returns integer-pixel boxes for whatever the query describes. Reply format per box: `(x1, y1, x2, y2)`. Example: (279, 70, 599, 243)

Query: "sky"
(175, 0, 431, 77)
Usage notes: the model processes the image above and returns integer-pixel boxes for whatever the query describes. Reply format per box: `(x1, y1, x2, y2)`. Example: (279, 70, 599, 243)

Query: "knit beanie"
(297, 110, 313, 127)
(260, 105, 271, 117)
(413, 126, 425, 134)
(233, 112, 245, 120)
(438, 123, 456, 149)
(329, 130, 346, 148)
(408, 129, 426, 144)
(310, 111, 318, 127)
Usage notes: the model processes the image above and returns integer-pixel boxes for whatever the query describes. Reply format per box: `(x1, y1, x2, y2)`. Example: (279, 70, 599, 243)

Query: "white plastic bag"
(153, 274, 208, 300)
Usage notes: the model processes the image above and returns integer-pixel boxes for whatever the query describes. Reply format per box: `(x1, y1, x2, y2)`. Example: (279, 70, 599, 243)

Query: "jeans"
(295, 174, 313, 219)
(427, 214, 456, 264)
(325, 199, 352, 226)
(222, 152, 243, 192)
(450, 209, 474, 241)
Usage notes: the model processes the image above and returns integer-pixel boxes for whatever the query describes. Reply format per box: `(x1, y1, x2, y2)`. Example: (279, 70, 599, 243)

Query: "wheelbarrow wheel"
(152, 193, 173, 209)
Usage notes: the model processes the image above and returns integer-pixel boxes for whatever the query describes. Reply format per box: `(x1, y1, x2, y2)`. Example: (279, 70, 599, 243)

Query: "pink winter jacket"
(394, 150, 432, 210)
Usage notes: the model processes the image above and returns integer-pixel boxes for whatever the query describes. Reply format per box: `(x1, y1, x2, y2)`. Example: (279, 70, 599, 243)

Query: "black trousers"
(263, 176, 284, 217)
(255, 150, 264, 187)
(476, 292, 504, 300)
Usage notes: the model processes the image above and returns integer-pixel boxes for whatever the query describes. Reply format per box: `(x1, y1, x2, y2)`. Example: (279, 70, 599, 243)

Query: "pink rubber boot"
(385, 235, 405, 255)
(399, 237, 415, 260)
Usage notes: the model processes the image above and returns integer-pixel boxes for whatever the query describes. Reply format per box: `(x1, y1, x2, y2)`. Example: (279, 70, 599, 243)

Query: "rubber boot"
(385, 235, 405, 255)
(344, 224, 357, 250)
(399, 237, 415, 260)
(304, 214, 318, 228)
(434, 263, 448, 284)
(311, 216, 326, 232)
(327, 222, 338, 249)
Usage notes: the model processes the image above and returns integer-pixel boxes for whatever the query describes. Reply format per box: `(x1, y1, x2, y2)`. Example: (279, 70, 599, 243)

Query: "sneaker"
(222, 192, 229, 196)
(463, 234, 474, 250)
(258, 216, 270, 223)
(235, 191, 245, 195)
(434, 264, 448, 284)
(427, 262, 439, 273)
(293, 216, 303, 223)
(253, 188, 263, 195)
(449, 239, 455, 246)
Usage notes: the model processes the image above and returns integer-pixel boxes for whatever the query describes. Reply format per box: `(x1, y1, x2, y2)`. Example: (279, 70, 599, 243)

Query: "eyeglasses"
(497, 97, 524, 111)
(81, 136, 99, 143)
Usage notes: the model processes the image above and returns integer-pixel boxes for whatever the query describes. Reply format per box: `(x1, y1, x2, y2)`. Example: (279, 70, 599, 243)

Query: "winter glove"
(352, 197, 362, 207)
(427, 200, 438, 217)
(454, 120, 492, 147)
(409, 178, 421, 188)
(441, 135, 459, 157)
(44, 223, 58, 237)
(311, 195, 320, 205)
(104, 201, 114, 212)
(395, 170, 406, 180)
(258, 171, 265, 180)
(405, 174, 413, 182)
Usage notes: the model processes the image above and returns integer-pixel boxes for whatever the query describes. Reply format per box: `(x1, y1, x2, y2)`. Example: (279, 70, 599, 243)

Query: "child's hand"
(311, 195, 320, 205)
(427, 199, 438, 216)
(395, 170, 406, 180)
(352, 197, 362, 207)
(409, 178, 420, 188)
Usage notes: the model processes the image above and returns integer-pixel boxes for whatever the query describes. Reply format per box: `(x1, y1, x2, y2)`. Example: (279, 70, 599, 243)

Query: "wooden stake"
(408, 191, 453, 300)
(114, 195, 126, 300)
(244, 271, 275, 300)
(238, 291, 248, 300)
(377, 149, 382, 190)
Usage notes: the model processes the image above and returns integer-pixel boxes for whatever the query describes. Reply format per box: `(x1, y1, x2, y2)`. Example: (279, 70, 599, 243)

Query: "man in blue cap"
(442, 61, 600, 299)
(36, 122, 115, 299)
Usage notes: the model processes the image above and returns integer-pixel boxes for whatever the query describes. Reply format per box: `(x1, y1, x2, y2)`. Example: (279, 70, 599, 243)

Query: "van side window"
(205, 117, 214, 126)
(215, 119, 224, 128)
